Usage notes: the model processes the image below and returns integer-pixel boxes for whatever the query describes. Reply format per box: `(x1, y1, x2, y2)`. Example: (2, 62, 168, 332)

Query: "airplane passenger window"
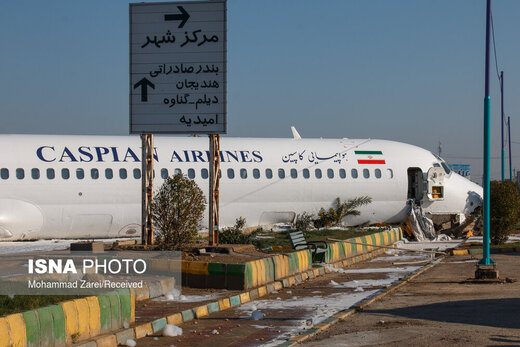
(31, 168, 40, 180)
(47, 168, 55, 180)
(387, 169, 393, 179)
(290, 169, 297, 179)
(201, 168, 208, 179)
(253, 168, 260, 179)
(363, 168, 370, 179)
(161, 168, 169, 179)
(227, 168, 235, 179)
(62, 168, 70, 180)
(303, 169, 310, 179)
(119, 168, 127, 179)
(1, 168, 8, 180)
(16, 168, 25, 180)
(76, 168, 84, 180)
(218, 169, 222, 179)
(339, 169, 346, 179)
(265, 169, 273, 179)
(133, 168, 141, 179)
(351, 169, 358, 179)
(91, 168, 99, 180)
(240, 169, 247, 179)
(105, 168, 113, 179)
(278, 168, 285, 179)
(174, 168, 182, 175)
(315, 169, 322, 179)
(375, 169, 382, 179)
(327, 169, 334, 179)
(188, 169, 195, 179)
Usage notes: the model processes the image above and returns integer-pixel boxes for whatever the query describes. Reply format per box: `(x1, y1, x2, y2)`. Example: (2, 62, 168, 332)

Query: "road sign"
(130, 1, 226, 134)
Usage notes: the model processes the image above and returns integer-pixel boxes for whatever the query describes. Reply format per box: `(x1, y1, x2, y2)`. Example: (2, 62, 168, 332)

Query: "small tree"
(314, 196, 372, 228)
(294, 212, 315, 232)
(219, 217, 259, 244)
(152, 173, 206, 249)
(333, 196, 372, 226)
(490, 180, 520, 245)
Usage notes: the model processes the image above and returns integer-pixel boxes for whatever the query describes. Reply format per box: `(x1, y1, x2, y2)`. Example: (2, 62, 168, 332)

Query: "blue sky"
(1, 0, 519, 183)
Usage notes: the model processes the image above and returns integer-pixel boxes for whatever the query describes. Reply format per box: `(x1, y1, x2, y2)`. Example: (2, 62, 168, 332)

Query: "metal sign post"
(209, 134, 220, 245)
(130, 1, 227, 246)
(141, 134, 154, 245)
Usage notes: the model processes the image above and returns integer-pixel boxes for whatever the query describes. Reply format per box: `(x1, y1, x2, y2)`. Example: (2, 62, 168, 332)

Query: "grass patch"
(254, 227, 388, 250)
(0, 295, 84, 316)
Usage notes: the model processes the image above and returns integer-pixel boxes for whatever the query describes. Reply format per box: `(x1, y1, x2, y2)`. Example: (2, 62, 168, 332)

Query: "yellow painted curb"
(290, 334, 310, 343)
(62, 300, 80, 345)
(6, 314, 26, 347)
(134, 323, 153, 339)
(0, 317, 11, 347)
(257, 286, 267, 297)
(167, 313, 183, 326)
(218, 298, 231, 311)
(194, 305, 209, 318)
(239, 292, 251, 304)
(73, 298, 91, 340)
(86, 296, 101, 337)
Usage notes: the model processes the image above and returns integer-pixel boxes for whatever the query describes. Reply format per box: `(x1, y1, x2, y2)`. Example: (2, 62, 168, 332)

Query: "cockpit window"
(441, 162, 451, 175)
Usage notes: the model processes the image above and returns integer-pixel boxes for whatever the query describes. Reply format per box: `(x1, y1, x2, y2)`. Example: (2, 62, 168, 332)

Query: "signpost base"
(475, 264, 499, 280)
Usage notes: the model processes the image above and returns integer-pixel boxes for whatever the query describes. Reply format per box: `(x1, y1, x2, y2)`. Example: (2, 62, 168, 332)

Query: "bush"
(293, 212, 315, 232)
(314, 196, 372, 228)
(490, 180, 520, 245)
(219, 217, 259, 244)
(152, 173, 206, 250)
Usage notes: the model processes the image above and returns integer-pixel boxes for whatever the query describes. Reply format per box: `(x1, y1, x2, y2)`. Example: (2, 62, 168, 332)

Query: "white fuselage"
(0, 135, 482, 240)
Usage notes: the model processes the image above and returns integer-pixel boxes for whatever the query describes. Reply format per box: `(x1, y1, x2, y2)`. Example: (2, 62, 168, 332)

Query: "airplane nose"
(453, 174, 483, 214)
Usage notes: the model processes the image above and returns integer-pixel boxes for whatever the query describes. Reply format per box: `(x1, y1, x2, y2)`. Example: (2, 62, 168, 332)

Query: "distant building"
(448, 164, 470, 179)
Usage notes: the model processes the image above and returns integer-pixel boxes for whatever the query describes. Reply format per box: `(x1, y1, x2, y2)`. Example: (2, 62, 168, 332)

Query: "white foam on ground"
(341, 266, 420, 274)
(162, 324, 183, 337)
(152, 292, 222, 303)
(397, 239, 465, 251)
(0, 238, 138, 255)
(251, 324, 269, 329)
(370, 254, 429, 262)
(245, 290, 378, 347)
(449, 259, 479, 264)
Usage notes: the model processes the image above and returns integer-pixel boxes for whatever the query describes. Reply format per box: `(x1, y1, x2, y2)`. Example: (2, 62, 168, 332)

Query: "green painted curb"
(48, 305, 66, 346)
(181, 309, 195, 322)
(35, 306, 54, 347)
(151, 318, 167, 333)
(23, 310, 40, 347)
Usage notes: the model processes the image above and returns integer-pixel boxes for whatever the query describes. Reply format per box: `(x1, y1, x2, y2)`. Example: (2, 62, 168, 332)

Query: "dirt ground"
(304, 253, 520, 346)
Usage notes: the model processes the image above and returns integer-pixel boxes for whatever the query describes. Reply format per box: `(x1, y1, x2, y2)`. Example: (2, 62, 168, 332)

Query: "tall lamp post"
(476, 0, 497, 279)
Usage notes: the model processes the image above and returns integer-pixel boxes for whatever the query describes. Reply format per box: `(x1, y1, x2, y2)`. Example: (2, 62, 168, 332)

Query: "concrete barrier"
(180, 228, 403, 290)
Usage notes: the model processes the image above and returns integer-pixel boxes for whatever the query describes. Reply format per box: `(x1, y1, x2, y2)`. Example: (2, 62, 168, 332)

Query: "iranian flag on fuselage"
(355, 150, 386, 164)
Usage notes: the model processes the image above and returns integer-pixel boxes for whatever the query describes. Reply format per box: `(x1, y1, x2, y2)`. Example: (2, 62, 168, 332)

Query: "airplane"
(0, 131, 482, 240)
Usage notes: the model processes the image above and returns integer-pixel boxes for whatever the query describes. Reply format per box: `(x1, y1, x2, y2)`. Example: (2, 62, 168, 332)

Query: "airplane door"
(407, 168, 424, 201)
(426, 167, 445, 200)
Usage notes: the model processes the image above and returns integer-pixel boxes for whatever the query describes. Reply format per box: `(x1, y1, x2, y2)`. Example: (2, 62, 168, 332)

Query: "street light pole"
(478, 0, 494, 268)
(501, 71, 505, 181)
